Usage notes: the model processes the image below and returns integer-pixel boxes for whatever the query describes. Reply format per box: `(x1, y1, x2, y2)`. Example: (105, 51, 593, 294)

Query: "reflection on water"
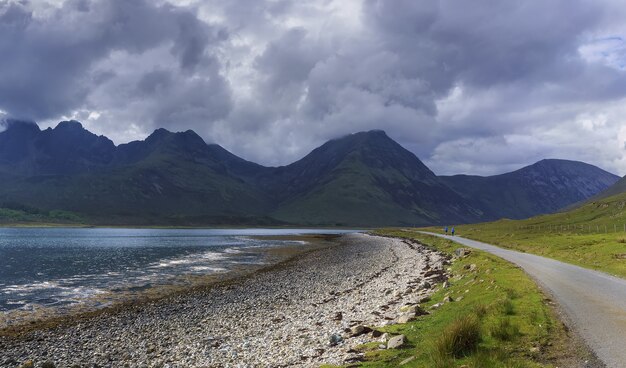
(0, 228, 355, 314)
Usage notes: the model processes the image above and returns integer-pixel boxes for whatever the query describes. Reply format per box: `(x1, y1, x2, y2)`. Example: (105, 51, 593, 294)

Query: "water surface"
(0, 228, 355, 315)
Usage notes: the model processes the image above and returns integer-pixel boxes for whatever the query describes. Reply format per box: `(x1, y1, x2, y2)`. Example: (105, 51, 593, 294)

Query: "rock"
(41, 362, 56, 368)
(430, 302, 443, 309)
(464, 263, 477, 271)
(396, 314, 413, 324)
(442, 281, 449, 288)
(349, 325, 371, 337)
(387, 334, 406, 349)
(371, 330, 383, 338)
(455, 248, 471, 257)
(418, 296, 431, 303)
(443, 296, 454, 303)
(378, 344, 386, 350)
(400, 356, 416, 365)
(333, 312, 343, 321)
(329, 334, 343, 346)
(19, 361, 34, 368)
(380, 333, 389, 342)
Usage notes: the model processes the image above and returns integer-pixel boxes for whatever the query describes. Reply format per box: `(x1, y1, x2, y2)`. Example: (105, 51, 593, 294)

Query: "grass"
(422, 191, 626, 278)
(327, 230, 592, 368)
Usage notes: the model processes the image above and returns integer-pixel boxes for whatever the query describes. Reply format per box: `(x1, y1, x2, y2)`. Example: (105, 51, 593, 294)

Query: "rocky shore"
(0, 233, 449, 367)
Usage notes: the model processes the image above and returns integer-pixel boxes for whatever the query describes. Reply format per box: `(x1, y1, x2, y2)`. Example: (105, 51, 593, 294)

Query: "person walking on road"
(444, 226, 448, 234)
(451, 227, 455, 236)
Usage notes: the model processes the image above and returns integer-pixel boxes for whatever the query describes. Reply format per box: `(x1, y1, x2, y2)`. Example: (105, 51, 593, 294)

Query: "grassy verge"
(424, 222, 626, 278)
(329, 229, 590, 368)
(422, 190, 626, 278)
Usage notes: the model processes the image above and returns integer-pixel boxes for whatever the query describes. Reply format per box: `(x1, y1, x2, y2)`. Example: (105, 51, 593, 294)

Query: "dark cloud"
(0, 0, 230, 128)
(2, 0, 626, 175)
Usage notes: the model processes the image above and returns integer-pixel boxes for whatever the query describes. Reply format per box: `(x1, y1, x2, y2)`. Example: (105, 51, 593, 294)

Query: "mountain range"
(0, 119, 620, 226)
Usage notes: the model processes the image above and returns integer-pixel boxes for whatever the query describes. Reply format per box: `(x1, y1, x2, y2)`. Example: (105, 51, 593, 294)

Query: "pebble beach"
(0, 233, 448, 367)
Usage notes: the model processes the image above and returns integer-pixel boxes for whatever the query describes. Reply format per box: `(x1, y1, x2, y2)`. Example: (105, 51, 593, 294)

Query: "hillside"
(442, 189, 626, 278)
(263, 130, 484, 226)
(0, 120, 618, 226)
(441, 159, 619, 221)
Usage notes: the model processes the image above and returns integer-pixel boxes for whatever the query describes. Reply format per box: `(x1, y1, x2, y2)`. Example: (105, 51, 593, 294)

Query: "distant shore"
(0, 233, 445, 367)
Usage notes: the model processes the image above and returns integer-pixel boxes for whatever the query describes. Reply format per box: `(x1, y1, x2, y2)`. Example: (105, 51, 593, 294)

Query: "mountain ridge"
(0, 119, 619, 226)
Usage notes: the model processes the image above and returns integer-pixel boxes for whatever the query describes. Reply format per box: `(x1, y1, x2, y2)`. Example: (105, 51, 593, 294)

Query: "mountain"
(0, 122, 274, 225)
(257, 130, 484, 226)
(582, 174, 626, 203)
(0, 120, 115, 176)
(0, 120, 618, 226)
(440, 159, 619, 220)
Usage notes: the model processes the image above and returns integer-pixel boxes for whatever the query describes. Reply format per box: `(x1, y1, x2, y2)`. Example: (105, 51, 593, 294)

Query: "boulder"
(455, 248, 472, 257)
(349, 325, 371, 337)
(396, 314, 413, 324)
(329, 333, 343, 346)
(387, 334, 406, 349)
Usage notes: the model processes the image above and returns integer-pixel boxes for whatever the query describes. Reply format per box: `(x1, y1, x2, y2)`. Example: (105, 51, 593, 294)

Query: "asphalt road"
(422, 231, 626, 368)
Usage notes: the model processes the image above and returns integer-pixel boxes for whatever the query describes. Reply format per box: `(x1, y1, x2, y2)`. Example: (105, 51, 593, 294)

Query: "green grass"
(0, 207, 85, 225)
(330, 230, 588, 368)
(424, 191, 626, 278)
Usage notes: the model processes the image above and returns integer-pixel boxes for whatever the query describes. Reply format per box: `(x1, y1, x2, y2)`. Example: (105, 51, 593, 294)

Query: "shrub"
(490, 318, 520, 341)
(500, 298, 515, 315)
(431, 314, 482, 365)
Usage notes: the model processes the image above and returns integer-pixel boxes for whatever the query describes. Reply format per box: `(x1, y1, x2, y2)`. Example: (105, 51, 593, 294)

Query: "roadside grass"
(424, 222, 626, 278)
(419, 190, 626, 278)
(324, 230, 586, 368)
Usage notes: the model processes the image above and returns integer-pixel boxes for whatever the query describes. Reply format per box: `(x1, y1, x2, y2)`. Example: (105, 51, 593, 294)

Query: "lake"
(0, 228, 356, 316)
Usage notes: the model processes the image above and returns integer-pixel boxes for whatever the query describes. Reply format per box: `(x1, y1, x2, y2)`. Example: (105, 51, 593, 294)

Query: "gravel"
(0, 233, 448, 368)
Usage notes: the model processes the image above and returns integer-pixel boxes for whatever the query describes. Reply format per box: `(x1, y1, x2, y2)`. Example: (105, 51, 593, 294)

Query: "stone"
(349, 325, 370, 337)
(333, 312, 343, 321)
(329, 333, 343, 346)
(387, 334, 406, 349)
(400, 356, 416, 365)
(455, 248, 471, 257)
(41, 362, 56, 368)
(396, 314, 413, 324)
(18, 361, 34, 368)
(443, 296, 454, 303)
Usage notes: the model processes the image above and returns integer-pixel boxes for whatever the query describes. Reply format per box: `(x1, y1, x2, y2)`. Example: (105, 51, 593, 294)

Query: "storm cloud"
(1, 0, 626, 175)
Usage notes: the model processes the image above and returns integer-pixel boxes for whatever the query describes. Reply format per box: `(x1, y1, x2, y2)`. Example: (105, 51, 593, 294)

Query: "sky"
(1, 0, 626, 176)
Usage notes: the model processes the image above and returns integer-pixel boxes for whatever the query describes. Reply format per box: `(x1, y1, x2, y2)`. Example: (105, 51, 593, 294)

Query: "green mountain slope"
(441, 159, 619, 220)
(0, 126, 274, 225)
(0, 120, 618, 226)
(268, 131, 484, 226)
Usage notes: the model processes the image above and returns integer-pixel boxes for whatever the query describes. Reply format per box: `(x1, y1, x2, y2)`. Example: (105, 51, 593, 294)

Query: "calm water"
(0, 228, 356, 314)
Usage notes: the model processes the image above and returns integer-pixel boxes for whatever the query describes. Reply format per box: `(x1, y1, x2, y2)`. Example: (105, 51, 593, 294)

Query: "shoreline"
(0, 233, 447, 367)
(0, 234, 340, 338)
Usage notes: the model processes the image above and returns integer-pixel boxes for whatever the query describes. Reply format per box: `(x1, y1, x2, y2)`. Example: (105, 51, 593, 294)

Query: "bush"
(500, 298, 515, 315)
(432, 314, 482, 365)
(490, 318, 520, 341)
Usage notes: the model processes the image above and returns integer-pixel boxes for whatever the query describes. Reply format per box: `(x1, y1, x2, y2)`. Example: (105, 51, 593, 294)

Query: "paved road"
(422, 232, 626, 368)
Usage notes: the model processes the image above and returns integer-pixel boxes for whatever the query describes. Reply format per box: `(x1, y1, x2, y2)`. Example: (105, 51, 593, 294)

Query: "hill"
(260, 130, 485, 226)
(440, 159, 619, 220)
(0, 120, 618, 226)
